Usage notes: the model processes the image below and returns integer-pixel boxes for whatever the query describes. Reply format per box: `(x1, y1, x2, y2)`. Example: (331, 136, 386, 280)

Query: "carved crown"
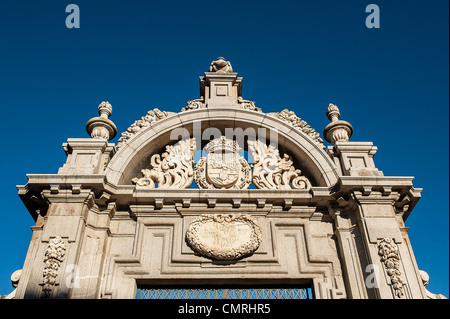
(203, 136, 241, 154)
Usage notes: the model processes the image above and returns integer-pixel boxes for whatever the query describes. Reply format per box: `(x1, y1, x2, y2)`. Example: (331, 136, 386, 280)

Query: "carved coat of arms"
(186, 214, 262, 260)
(194, 136, 251, 189)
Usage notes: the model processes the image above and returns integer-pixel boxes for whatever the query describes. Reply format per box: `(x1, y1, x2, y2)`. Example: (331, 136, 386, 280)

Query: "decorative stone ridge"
(266, 109, 324, 147)
(194, 136, 252, 189)
(116, 108, 176, 149)
(132, 138, 196, 189)
(248, 139, 311, 190)
(378, 238, 406, 298)
(41, 236, 66, 298)
(185, 214, 262, 260)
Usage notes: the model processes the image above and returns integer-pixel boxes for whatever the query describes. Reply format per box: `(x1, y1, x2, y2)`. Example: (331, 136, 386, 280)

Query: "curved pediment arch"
(105, 108, 339, 188)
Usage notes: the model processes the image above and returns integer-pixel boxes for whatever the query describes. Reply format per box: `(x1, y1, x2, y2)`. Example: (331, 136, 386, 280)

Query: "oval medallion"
(186, 214, 262, 260)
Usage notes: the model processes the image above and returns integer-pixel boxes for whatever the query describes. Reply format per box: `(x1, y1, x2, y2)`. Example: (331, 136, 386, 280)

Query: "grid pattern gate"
(139, 288, 311, 299)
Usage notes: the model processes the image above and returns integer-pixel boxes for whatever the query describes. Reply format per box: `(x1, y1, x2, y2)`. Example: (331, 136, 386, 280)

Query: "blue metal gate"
(138, 287, 312, 299)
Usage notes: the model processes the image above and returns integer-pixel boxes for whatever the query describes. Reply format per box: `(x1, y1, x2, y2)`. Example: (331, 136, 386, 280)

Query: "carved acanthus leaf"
(248, 140, 311, 190)
(132, 138, 196, 189)
(117, 108, 176, 149)
(267, 109, 324, 147)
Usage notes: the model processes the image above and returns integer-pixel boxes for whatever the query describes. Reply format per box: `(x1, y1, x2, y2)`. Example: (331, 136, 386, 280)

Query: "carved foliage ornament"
(132, 136, 311, 190)
(186, 214, 262, 260)
(378, 237, 406, 298)
(117, 108, 176, 149)
(132, 138, 196, 189)
(267, 109, 324, 147)
(248, 140, 311, 190)
(41, 236, 66, 298)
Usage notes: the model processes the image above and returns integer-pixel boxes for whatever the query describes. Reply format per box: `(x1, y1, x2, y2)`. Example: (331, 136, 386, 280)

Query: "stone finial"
(323, 103, 353, 144)
(209, 57, 233, 73)
(86, 101, 117, 140)
(98, 101, 112, 118)
(326, 103, 341, 122)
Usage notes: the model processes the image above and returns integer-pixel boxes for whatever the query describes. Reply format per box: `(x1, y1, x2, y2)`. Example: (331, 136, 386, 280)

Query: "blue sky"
(0, 0, 448, 297)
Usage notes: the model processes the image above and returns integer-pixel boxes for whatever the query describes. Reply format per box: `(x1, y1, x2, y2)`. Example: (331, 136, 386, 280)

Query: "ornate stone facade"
(9, 57, 446, 299)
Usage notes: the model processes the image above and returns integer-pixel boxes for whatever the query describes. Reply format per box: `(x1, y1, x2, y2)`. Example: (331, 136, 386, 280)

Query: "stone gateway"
(5, 57, 446, 299)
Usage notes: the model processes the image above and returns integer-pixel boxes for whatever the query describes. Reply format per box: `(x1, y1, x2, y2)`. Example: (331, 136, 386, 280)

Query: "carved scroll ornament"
(237, 96, 261, 112)
(186, 214, 262, 260)
(248, 140, 311, 190)
(181, 98, 205, 112)
(132, 138, 196, 189)
(378, 237, 406, 298)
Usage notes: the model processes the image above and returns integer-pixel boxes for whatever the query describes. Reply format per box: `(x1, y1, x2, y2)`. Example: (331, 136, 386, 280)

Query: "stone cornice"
(17, 173, 421, 221)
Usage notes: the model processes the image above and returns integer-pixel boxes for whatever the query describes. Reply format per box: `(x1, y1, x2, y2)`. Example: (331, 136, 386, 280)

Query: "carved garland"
(41, 236, 66, 298)
(185, 214, 262, 260)
(378, 237, 406, 298)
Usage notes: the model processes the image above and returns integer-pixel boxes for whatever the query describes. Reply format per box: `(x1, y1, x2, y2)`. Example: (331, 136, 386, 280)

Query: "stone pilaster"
(350, 189, 426, 299)
(15, 189, 96, 298)
(329, 204, 369, 299)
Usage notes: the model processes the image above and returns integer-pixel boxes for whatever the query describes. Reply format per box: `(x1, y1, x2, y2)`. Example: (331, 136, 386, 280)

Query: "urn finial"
(323, 103, 353, 144)
(86, 101, 117, 140)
